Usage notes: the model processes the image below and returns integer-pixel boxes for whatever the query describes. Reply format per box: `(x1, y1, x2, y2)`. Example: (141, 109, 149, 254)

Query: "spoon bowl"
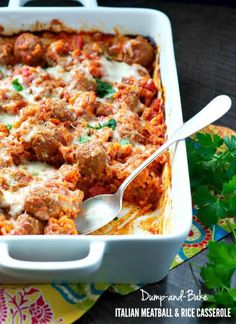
(76, 193, 122, 234)
(76, 95, 231, 235)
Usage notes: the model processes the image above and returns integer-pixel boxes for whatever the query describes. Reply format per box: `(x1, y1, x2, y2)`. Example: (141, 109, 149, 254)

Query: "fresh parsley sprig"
(187, 133, 236, 227)
(88, 118, 117, 131)
(12, 79, 23, 92)
(6, 123, 13, 131)
(200, 239, 236, 314)
(95, 79, 115, 98)
(187, 131, 236, 313)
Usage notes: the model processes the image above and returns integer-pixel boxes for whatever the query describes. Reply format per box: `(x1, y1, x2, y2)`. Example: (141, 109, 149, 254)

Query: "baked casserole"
(0, 31, 168, 235)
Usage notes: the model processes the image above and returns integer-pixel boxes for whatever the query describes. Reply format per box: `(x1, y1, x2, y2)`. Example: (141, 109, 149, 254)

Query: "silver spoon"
(76, 95, 231, 234)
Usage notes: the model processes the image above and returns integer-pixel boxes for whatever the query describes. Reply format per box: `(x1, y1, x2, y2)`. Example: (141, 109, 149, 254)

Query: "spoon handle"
(117, 95, 231, 196)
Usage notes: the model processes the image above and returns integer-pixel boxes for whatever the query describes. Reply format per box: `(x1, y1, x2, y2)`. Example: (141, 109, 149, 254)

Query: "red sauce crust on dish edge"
(0, 31, 168, 235)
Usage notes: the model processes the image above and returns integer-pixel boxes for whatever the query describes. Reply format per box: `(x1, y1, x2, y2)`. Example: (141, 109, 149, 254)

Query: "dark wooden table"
(1, 1, 235, 323)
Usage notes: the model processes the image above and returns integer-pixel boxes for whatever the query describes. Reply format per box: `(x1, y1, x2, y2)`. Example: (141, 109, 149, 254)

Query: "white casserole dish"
(0, 0, 192, 284)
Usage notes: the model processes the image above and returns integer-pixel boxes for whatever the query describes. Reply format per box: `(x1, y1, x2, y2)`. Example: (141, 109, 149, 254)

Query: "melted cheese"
(14, 75, 44, 104)
(99, 56, 147, 83)
(0, 65, 12, 77)
(0, 113, 19, 125)
(20, 87, 36, 103)
(1, 186, 29, 217)
(0, 79, 12, 90)
(21, 162, 55, 180)
(46, 66, 70, 81)
(1, 162, 56, 217)
(46, 60, 91, 82)
(22, 162, 56, 181)
(21, 124, 38, 142)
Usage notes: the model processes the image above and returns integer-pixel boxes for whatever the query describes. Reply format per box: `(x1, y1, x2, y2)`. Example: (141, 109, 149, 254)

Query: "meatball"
(44, 39, 70, 66)
(116, 123, 144, 143)
(123, 36, 155, 68)
(24, 185, 84, 221)
(30, 123, 72, 166)
(66, 73, 97, 94)
(51, 101, 76, 122)
(18, 99, 72, 124)
(14, 33, 44, 66)
(10, 213, 44, 235)
(77, 143, 108, 176)
(83, 41, 105, 56)
(41, 99, 76, 122)
(0, 89, 26, 114)
(0, 41, 14, 65)
(62, 142, 109, 178)
(68, 91, 97, 116)
(70, 73, 97, 92)
(32, 132, 65, 166)
(117, 92, 144, 115)
(95, 101, 114, 116)
(113, 110, 145, 143)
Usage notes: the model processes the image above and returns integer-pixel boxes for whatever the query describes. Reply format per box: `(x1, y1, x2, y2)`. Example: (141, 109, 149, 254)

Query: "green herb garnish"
(103, 119, 117, 130)
(12, 79, 23, 92)
(95, 79, 115, 98)
(187, 133, 236, 227)
(120, 138, 130, 145)
(200, 240, 236, 313)
(87, 123, 102, 130)
(78, 136, 90, 144)
(187, 131, 236, 313)
(114, 217, 119, 221)
(6, 124, 12, 131)
(88, 118, 117, 131)
(32, 172, 39, 176)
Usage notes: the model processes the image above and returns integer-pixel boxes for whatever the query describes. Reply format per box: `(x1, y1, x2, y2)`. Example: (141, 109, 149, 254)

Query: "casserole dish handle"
(0, 241, 105, 276)
(8, 0, 98, 8)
